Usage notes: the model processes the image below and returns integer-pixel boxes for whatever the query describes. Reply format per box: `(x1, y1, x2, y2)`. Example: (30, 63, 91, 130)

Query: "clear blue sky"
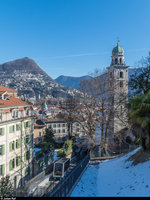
(0, 0, 150, 79)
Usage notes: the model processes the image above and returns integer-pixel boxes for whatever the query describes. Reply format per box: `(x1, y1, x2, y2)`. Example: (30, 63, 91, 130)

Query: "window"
(26, 109, 29, 116)
(25, 136, 29, 144)
(115, 58, 117, 64)
(57, 124, 60, 128)
(39, 132, 41, 137)
(53, 124, 56, 128)
(12, 159, 15, 169)
(12, 141, 15, 150)
(24, 121, 31, 129)
(62, 129, 65, 133)
(0, 164, 5, 176)
(120, 71, 123, 78)
(0, 145, 2, 155)
(16, 156, 21, 167)
(120, 81, 123, 88)
(16, 140, 19, 149)
(120, 58, 122, 64)
(62, 124, 65, 127)
(12, 110, 18, 118)
(26, 151, 30, 160)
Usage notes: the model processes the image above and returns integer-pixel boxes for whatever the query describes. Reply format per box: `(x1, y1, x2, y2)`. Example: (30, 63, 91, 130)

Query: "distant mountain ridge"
(55, 75, 92, 90)
(55, 68, 142, 90)
(0, 57, 81, 101)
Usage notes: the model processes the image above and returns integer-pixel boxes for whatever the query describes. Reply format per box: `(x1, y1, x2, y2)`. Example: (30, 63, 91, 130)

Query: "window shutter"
(30, 149, 32, 159)
(24, 122, 26, 129)
(24, 152, 26, 162)
(18, 156, 21, 166)
(9, 142, 12, 152)
(18, 123, 21, 130)
(2, 128, 4, 136)
(18, 138, 21, 148)
(29, 135, 31, 146)
(29, 121, 31, 128)
(2, 164, 5, 176)
(2, 144, 5, 155)
(9, 160, 13, 171)
(24, 136, 26, 145)
(9, 126, 12, 133)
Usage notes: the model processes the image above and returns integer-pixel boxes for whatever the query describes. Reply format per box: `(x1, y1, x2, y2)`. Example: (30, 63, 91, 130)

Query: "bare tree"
(59, 98, 78, 139)
(78, 68, 129, 155)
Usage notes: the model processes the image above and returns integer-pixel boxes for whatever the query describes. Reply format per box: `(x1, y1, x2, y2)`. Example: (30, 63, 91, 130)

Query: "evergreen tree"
(39, 127, 56, 152)
(0, 175, 13, 197)
(128, 92, 150, 151)
(129, 52, 150, 95)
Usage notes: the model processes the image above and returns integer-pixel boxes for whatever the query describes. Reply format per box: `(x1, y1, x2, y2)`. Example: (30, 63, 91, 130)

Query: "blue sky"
(0, 0, 150, 79)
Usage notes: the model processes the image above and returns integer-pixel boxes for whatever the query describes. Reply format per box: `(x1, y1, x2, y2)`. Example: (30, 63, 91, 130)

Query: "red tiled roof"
(0, 96, 32, 108)
(0, 85, 17, 93)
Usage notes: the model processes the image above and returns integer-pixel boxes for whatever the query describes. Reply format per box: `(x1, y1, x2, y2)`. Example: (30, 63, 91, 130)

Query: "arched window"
(115, 58, 117, 64)
(120, 58, 122, 64)
(120, 81, 123, 87)
(120, 71, 123, 78)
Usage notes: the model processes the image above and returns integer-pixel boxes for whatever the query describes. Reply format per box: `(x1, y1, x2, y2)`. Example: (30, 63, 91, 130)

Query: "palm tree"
(128, 92, 150, 151)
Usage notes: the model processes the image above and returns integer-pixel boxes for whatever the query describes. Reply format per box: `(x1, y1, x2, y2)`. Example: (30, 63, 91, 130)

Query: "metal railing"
(44, 151, 90, 197)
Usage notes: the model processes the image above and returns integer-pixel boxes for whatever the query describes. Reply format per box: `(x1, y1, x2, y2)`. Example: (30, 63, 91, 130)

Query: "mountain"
(55, 68, 142, 90)
(55, 75, 92, 90)
(0, 57, 52, 80)
(0, 57, 81, 102)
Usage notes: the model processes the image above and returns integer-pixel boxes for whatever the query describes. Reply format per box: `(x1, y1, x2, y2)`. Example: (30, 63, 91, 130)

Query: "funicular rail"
(44, 151, 90, 197)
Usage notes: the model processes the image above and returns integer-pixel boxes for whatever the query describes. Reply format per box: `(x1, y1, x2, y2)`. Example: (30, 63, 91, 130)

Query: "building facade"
(44, 118, 84, 142)
(0, 85, 34, 189)
(107, 41, 129, 135)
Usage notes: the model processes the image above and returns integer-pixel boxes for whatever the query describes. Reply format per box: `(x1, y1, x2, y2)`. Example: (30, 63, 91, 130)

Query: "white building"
(0, 85, 34, 189)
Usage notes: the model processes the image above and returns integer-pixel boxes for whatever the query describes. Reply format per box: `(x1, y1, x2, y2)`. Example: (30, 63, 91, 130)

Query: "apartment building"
(0, 85, 34, 189)
(44, 118, 84, 142)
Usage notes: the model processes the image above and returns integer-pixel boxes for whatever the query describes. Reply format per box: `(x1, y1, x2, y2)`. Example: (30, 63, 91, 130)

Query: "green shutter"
(2, 144, 5, 155)
(24, 152, 26, 162)
(2, 128, 4, 136)
(18, 123, 21, 130)
(25, 167, 30, 176)
(9, 126, 12, 133)
(9, 160, 13, 171)
(24, 136, 26, 145)
(18, 156, 21, 166)
(30, 149, 32, 159)
(24, 122, 26, 129)
(9, 142, 12, 152)
(18, 138, 21, 148)
(29, 121, 31, 128)
(29, 135, 31, 146)
(2, 164, 5, 176)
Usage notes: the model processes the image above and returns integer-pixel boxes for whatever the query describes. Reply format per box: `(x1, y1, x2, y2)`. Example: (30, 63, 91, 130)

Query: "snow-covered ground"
(71, 147, 150, 197)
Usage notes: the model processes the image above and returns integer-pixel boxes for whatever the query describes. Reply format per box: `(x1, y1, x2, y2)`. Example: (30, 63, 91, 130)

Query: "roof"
(112, 41, 124, 54)
(0, 85, 17, 93)
(0, 96, 32, 108)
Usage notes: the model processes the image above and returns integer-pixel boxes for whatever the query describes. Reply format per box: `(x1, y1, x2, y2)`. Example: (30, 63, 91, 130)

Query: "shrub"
(57, 149, 66, 158)
(134, 137, 141, 146)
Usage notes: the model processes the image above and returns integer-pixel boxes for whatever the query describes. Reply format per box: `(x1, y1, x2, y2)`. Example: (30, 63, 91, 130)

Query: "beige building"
(0, 85, 34, 189)
(34, 119, 46, 145)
